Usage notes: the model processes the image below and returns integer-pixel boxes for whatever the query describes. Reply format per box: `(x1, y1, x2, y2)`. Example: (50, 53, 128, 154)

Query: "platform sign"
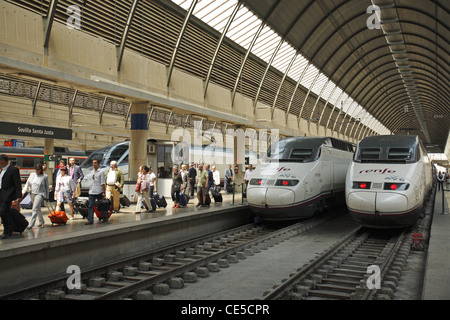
(44, 155, 56, 162)
(0, 121, 72, 140)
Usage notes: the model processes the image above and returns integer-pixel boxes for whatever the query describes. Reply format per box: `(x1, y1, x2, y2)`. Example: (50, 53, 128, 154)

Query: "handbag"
(75, 183, 81, 197)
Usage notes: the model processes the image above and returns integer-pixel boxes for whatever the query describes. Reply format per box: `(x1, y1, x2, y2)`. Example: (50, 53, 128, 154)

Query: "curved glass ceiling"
(172, 0, 390, 135)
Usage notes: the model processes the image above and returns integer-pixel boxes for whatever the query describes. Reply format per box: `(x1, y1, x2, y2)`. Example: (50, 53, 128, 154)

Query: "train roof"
(277, 136, 354, 151)
(358, 135, 419, 148)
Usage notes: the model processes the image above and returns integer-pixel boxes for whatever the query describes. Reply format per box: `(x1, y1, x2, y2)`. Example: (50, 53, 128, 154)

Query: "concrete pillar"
(124, 101, 148, 200)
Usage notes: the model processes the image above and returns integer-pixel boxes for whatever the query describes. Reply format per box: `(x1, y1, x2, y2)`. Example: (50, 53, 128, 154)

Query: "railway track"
(2, 211, 340, 300)
(262, 227, 412, 300)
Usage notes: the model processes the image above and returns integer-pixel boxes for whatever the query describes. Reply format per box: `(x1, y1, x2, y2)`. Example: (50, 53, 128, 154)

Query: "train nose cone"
(247, 187, 295, 207)
(376, 193, 408, 213)
(266, 188, 295, 206)
(247, 187, 267, 206)
(347, 191, 376, 213)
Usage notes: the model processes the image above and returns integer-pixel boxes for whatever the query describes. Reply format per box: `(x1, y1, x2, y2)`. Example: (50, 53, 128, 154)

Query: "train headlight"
(351, 181, 372, 189)
(383, 183, 410, 191)
(250, 179, 264, 185)
(275, 179, 299, 187)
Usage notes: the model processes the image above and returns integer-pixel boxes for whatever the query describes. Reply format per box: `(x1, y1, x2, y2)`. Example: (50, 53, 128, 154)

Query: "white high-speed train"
(345, 135, 433, 228)
(247, 137, 354, 221)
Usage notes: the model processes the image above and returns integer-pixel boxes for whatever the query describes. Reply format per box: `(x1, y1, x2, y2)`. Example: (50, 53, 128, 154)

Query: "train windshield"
(80, 142, 129, 168)
(267, 138, 323, 162)
(81, 151, 106, 168)
(354, 141, 417, 164)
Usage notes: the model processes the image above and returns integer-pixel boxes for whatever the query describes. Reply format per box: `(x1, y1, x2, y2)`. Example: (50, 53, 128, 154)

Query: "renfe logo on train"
(359, 168, 396, 174)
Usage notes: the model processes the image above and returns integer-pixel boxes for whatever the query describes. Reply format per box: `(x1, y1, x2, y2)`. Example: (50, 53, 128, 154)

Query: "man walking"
(196, 164, 208, 207)
(85, 159, 106, 225)
(105, 161, 124, 212)
(188, 163, 197, 198)
(0, 154, 22, 239)
(224, 165, 233, 194)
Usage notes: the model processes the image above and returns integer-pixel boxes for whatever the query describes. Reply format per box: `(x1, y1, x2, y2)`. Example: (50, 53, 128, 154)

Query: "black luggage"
(226, 184, 234, 193)
(119, 194, 131, 207)
(11, 208, 29, 233)
(154, 193, 167, 208)
(213, 193, 223, 203)
(73, 197, 89, 218)
(179, 193, 188, 206)
(95, 198, 113, 220)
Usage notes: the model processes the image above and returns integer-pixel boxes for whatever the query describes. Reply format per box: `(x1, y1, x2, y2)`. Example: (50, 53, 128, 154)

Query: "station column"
(44, 138, 54, 189)
(126, 101, 148, 199)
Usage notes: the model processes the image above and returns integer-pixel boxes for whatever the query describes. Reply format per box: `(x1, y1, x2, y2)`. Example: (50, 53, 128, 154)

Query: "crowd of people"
(0, 152, 256, 238)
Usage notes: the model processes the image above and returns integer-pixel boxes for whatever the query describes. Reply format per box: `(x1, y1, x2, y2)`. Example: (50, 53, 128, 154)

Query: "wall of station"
(0, 0, 353, 152)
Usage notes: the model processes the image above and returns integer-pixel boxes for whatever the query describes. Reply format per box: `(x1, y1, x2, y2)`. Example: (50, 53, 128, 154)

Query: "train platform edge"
(422, 186, 450, 300)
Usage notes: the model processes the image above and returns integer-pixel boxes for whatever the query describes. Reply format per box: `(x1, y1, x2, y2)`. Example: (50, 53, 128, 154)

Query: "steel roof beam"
(204, 1, 242, 98)
(167, 0, 199, 87)
(117, 0, 140, 72)
(43, 0, 59, 48)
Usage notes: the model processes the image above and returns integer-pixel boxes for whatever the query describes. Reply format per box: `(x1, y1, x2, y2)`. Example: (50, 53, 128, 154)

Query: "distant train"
(247, 137, 355, 221)
(0, 146, 88, 182)
(345, 135, 433, 228)
(80, 141, 130, 193)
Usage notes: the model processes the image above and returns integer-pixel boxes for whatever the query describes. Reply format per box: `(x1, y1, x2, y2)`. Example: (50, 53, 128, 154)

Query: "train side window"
(22, 157, 36, 168)
(290, 149, 314, 161)
(109, 145, 128, 163)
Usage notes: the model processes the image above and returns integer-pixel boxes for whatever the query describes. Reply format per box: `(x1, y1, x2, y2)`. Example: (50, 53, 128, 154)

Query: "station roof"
(173, 0, 449, 151)
(238, 0, 450, 151)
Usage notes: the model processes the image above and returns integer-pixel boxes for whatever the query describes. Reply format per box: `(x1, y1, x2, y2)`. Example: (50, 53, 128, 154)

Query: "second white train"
(345, 135, 433, 228)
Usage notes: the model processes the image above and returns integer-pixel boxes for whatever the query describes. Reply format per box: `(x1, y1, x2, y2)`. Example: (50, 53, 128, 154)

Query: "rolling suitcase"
(20, 193, 33, 209)
(73, 197, 89, 218)
(154, 193, 167, 208)
(11, 208, 29, 233)
(119, 194, 131, 207)
(179, 193, 188, 207)
(47, 202, 69, 226)
(213, 193, 223, 203)
(94, 198, 113, 220)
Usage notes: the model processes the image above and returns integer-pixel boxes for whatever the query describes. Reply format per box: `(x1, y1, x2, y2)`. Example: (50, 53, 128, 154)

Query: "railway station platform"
(0, 192, 252, 297)
(0, 192, 247, 244)
(422, 186, 450, 300)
